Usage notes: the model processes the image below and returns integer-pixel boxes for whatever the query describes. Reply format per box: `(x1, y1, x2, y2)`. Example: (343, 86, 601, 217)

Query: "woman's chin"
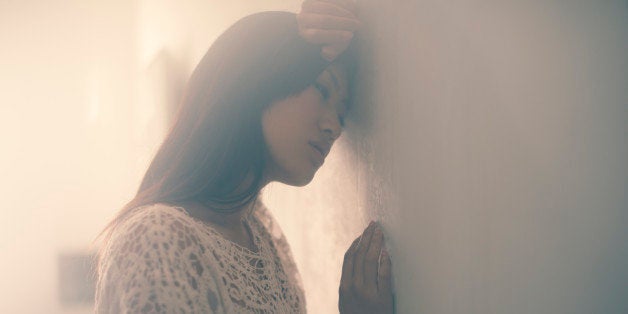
(281, 166, 317, 187)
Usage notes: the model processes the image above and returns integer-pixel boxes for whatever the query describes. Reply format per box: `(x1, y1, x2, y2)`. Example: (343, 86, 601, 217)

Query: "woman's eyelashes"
(314, 82, 330, 100)
(314, 82, 345, 128)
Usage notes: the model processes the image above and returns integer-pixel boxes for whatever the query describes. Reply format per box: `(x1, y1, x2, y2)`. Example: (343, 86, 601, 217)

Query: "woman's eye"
(314, 82, 330, 100)
(339, 116, 345, 127)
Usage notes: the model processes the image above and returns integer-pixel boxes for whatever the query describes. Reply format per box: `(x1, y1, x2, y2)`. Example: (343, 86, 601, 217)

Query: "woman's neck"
(182, 198, 258, 229)
(186, 170, 272, 229)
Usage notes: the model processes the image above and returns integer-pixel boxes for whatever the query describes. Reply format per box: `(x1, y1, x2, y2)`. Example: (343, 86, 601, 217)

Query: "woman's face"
(262, 63, 349, 186)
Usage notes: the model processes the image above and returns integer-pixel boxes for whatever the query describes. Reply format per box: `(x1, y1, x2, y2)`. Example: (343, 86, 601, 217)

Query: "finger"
(321, 40, 350, 61)
(364, 224, 384, 292)
(378, 248, 392, 294)
(301, 0, 356, 19)
(353, 221, 377, 288)
(297, 13, 361, 32)
(340, 236, 360, 291)
(299, 28, 354, 45)
(318, 0, 357, 15)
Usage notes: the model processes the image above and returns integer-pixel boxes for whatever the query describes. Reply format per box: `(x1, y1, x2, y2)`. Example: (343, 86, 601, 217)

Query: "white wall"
(271, 1, 627, 313)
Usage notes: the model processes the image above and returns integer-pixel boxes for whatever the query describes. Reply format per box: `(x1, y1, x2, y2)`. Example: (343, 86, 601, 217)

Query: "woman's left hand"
(297, 0, 362, 62)
(339, 221, 394, 314)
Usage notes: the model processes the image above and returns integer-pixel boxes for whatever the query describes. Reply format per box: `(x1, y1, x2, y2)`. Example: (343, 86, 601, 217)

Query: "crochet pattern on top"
(95, 201, 306, 313)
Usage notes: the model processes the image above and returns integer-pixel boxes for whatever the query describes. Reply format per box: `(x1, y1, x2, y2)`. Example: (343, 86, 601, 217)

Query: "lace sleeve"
(95, 204, 226, 313)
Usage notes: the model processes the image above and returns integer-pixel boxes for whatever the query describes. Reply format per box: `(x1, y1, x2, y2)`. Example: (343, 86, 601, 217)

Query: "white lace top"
(95, 200, 306, 313)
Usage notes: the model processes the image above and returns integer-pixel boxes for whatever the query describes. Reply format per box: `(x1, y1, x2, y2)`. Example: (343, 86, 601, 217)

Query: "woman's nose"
(320, 113, 342, 141)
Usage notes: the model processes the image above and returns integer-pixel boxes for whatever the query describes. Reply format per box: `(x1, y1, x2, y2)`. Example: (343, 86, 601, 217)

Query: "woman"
(95, 1, 393, 313)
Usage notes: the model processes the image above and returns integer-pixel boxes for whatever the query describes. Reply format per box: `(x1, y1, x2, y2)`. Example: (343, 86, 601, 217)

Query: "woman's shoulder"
(122, 202, 193, 226)
(98, 203, 213, 282)
(124, 202, 191, 222)
(96, 203, 229, 313)
(105, 203, 201, 253)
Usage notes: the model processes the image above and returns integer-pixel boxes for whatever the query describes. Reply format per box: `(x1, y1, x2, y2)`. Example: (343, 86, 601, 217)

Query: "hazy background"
(1, 1, 627, 313)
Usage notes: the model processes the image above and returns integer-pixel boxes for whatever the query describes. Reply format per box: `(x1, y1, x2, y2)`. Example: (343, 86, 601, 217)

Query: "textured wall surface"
(267, 1, 628, 313)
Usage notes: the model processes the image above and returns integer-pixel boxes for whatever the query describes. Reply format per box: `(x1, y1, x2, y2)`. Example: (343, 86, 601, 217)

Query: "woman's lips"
(310, 144, 324, 166)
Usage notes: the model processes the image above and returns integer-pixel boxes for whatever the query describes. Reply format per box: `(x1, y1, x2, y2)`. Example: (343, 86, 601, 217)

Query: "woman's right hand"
(339, 221, 394, 314)
(297, 0, 361, 62)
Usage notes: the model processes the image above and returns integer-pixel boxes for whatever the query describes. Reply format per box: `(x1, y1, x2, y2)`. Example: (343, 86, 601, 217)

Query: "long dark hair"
(96, 11, 357, 254)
